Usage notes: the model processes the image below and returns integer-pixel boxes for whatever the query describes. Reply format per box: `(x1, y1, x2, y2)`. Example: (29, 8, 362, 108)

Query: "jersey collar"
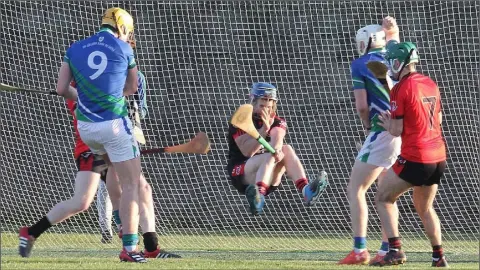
(368, 47, 386, 54)
(98, 27, 115, 36)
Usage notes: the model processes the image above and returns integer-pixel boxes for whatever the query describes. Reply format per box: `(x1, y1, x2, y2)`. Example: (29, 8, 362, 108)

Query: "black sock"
(28, 216, 52, 238)
(143, 232, 159, 252)
(432, 245, 443, 259)
(388, 237, 402, 251)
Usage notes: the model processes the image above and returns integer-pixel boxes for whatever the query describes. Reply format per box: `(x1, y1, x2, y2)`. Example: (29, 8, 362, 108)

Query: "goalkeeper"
(339, 16, 402, 265)
(226, 82, 328, 216)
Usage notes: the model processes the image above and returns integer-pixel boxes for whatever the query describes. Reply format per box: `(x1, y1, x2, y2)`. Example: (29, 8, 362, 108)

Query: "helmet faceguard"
(249, 82, 278, 103)
(386, 42, 419, 77)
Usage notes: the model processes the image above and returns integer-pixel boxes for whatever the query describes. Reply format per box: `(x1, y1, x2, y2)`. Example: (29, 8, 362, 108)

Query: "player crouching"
(226, 82, 328, 216)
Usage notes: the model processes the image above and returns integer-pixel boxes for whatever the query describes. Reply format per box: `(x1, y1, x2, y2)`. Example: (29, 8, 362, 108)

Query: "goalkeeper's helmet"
(101, 7, 134, 41)
(355, 24, 386, 55)
(249, 82, 278, 102)
(386, 42, 419, 75)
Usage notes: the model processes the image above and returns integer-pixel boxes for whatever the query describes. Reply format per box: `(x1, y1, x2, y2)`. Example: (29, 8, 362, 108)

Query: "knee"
(375, 189, 393, 205)
(415, 205, 434, 218)
(282, 145, 296, 157)
(141, 182, 152, 196)
(71, 199, 91, 213)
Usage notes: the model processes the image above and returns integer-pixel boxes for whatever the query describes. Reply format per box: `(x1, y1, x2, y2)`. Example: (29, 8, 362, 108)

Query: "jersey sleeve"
(230, 124, 245, 140)
(137, 70, 148, 119)
(271, 116, 287, 131)
(390, 83, 408, 119)
(124, 45, 136, 69)
(63, 46, 72, 64)
(350, 61, 366, 90)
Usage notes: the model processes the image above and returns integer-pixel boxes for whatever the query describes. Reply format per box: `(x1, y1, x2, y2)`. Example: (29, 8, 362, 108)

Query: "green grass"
(2, 233, 478, 269)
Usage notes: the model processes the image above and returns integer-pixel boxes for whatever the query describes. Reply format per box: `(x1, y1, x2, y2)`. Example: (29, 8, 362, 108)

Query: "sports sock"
(294, 178, 308, 192)
(28, 216, 52, 238)
(257, 182, 269, 196)
(122, 234, 138, 252)
(353, 236, 367, 253)
(143, 232, 159, 252)
(388, 237, 402, 251)
(113, 210, 122, 229)
(432, 245, 443, 260)
(378, 241, 389, 255)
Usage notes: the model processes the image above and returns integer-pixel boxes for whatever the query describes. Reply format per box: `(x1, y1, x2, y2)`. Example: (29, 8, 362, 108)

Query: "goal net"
(1, 1, 478, 262)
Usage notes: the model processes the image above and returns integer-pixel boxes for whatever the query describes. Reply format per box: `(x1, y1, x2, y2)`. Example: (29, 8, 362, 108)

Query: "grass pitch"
(1, 232, 478, 269)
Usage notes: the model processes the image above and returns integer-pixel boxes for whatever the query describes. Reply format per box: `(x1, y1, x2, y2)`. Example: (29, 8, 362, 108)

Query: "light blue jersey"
(63, 28, 136, 122)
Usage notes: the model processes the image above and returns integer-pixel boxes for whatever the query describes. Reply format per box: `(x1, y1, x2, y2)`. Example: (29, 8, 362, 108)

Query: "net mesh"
(1, 0, 478, 261)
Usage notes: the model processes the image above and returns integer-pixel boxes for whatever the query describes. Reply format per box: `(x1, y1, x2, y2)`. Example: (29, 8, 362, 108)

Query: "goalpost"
(1, 1, 478, 261)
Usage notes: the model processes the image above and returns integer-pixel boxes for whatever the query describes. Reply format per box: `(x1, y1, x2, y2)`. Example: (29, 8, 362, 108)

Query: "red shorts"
(76, 151, 108, 181)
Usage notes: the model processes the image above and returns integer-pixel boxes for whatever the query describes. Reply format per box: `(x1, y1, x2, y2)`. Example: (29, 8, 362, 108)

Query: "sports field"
(2, 233, 478, 269)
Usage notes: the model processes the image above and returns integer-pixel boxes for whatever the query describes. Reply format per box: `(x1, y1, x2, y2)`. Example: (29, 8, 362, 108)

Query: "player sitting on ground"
(226, 82, 328, 216)
(370, 42, 448, 267)
(339, 16, 402, 266)
(19, 71, 180, 259)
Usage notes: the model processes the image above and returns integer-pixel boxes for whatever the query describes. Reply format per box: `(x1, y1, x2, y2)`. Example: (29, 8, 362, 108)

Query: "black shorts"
(227, 162, 280, 195)
(392, 156, 446, 186)
(76, 151, 108, 182)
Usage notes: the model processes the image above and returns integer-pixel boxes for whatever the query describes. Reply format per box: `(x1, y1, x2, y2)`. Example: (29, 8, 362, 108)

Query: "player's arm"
(382, 16, 400, 44)
(234, 131, 265, 157)
(379, 87, 405, 136)
(56, 63, 77, 100)
(351, 63, 371, 130)
(269, 120, 287, 150)
(123, 46, 138, 96)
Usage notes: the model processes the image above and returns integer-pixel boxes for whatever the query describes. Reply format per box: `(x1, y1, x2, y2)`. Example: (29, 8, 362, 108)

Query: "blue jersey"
(63, 28, 136, 122)
(351, 48, 391, 131)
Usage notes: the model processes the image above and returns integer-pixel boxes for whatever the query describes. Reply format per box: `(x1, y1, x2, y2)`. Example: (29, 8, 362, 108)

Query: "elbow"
(356, 106, 369, 115)
(56, 86, 67, 97)
(390, 128, 402, 137)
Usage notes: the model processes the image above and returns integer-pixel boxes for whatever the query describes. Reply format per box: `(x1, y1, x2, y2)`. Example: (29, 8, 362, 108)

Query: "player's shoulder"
(273, 115, 287, 129)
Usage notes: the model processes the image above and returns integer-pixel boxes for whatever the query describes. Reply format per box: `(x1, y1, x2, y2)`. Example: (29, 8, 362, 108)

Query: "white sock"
(378, 250, 387, 256)
(354, 248, 366, 253)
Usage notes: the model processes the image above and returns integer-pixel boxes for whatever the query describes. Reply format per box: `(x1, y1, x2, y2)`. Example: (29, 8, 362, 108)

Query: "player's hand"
(272, 148, 284, 163)
(382, 16, 399, 35)
(260, 108, 274, 132)
(378, 110, 392, 130)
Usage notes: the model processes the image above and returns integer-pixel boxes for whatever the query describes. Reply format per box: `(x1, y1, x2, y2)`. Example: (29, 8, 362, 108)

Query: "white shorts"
(356, 131, 401, 168)
(77, 117, 140, 163)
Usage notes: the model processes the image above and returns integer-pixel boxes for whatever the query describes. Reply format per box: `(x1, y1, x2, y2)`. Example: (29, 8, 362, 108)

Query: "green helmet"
(386, 42, 419, 73)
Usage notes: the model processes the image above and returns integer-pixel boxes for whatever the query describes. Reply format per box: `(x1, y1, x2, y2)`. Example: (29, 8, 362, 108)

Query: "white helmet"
(355, 24, 386, 55)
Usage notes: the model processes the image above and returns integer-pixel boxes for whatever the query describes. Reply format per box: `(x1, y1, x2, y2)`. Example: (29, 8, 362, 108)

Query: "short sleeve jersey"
(63, 28, 136, 122)
(390, 72, 446, 163)
(227, 115, 287, 166)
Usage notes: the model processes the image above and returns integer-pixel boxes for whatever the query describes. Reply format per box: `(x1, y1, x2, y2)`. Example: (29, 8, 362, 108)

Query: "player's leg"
(228, 154, 275, 215)
(372, 162, 414, 266)
(244, 153, 282, 215)
(412, 161, 448, 267)
(105, 166, 123, 238)
(280, 144, 328, 205)
(98, 118, 145, 262)
(19, 169, 100, 257)
(340, 132, 400, 265)
(137, 174, 181, 259)
(97, 177, 113, 243)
